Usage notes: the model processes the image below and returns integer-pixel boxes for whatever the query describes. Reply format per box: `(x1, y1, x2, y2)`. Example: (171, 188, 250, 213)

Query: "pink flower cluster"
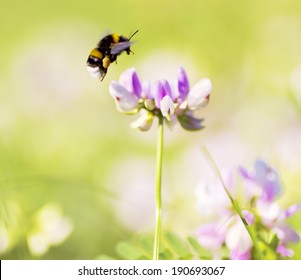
(196, 160, 300, 259)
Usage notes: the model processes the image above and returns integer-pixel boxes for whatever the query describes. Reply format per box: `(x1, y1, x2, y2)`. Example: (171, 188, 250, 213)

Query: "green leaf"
(165, 232, 192, 258)
(136, 255, 151, 260)
(159, 248, 174, 260)
(115, 241, 145, 260)
(95, 254, 115, 260)
(138, 235, 154, 259)
(187, 236, 212, 259)
(220, 246, 230, 260)
(268, 233, 280, 250)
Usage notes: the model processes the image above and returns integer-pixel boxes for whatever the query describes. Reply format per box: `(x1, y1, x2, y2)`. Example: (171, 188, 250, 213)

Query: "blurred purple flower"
(197, 211, 254, 260)
(257, 201, 301, 257)
(225, 217, 253, 260)
(196, 159, 301, 259)
(196, 170, 255, 260)
(197, 222, 226, 259)
(109, 67, 212, 131)
(239, 159, 281, 203)
(239, 159, 300, 257)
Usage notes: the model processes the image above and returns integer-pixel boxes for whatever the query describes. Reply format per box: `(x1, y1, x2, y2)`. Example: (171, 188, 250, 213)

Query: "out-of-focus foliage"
(96, 233, 213, 260)
(1, 0, 301, 259)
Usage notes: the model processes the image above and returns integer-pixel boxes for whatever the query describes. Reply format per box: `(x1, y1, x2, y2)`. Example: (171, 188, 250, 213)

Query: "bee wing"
(111, 41, 135, 54)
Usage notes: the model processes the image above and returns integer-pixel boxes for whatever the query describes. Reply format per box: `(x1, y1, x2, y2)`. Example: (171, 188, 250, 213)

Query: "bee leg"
(99, 67, 107, 81)
(126, 48, 134, 55)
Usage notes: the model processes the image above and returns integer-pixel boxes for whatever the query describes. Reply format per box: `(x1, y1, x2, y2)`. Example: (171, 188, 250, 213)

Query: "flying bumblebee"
(86, 30, 138, 81)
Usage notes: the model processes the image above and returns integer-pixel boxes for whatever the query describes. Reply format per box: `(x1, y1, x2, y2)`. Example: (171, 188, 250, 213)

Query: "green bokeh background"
(1, 0, 301, 259)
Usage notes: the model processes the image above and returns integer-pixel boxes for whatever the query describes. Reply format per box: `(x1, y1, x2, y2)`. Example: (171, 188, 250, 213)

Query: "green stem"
(201, 146, 264, 260)
(153, 116, 164, 260)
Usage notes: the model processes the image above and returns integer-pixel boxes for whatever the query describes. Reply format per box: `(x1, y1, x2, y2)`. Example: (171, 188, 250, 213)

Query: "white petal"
(225, 220, 252, 252)
(160, 95, 174, 120)
(109, 81, 139, 113)
(130, 109, 154, 131)
(187, 78, 212, 110)
(119, 68, 135, 92)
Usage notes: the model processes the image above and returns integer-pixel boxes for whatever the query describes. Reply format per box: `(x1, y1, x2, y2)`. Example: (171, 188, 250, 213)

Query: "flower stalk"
(153, 116, 164, 260)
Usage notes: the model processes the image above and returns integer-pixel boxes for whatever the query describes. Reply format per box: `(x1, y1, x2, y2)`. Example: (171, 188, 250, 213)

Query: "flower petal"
(240, 160, 282, 203)
(238, 166, 253, 180)
(165, 114, 178, 130)
(177, 113, 204, 131)
(119, 68, 142, 98)
(130, 109, 154, 131)
(275, 225, 300, 243)
(109, 81, 139, 114)
(153, 81, 164, 108)
(285, 204, 301, 218)
(225, 220, 252, 253)
(230, 248, 251, 260)
(162, 80, 173, 98)
(254, 159, 282, 203)
(277, 244, 294, 257)
(197, 222, 226, 250)
(178, 67, 189, 100)
(132, 71, 142, 98)
(187, 78, 212, 110)
(160, 95, 174, 120)
(142, 80, 153, 99)
(257, 202, 282, 228)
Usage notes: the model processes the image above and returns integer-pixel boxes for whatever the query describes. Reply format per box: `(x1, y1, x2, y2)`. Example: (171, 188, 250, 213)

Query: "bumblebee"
(87, 30, 138, 81)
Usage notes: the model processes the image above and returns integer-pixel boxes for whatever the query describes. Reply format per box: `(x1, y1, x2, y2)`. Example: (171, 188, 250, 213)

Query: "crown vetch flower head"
(109, 67, 212, 131)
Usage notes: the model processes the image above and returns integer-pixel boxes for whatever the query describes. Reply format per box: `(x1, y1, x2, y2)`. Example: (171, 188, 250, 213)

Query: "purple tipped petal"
(153, 81, 164, 108)
(230, 248, 251, 260)
(238, 166, 253, 180)
(142, 80, 153, 99)
(240, 160, 282, 203)
(119, 68, 142, 98)
(162, 80, 173, 98)
(178, 67, 189, 100)
(119, 68, 134, 91)
(178, 113, 204, 131)
(197, 223, 226, 250)
(254, 160, 282, 202)
(285, 204, 301, 218)
(275, 225, 300, 243)
(277, 244, 294, 257)
(132, 71, 142, 98)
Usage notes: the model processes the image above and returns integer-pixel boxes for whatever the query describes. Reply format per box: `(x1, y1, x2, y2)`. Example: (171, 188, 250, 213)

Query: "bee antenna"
(129, 30, 139, 40)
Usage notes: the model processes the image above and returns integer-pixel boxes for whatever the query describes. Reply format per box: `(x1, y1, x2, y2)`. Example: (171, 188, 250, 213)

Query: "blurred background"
(1, 0, 301, 259)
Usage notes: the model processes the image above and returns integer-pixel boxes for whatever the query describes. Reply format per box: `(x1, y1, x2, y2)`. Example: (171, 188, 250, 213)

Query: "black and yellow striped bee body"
(86, 30, 138, 81)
